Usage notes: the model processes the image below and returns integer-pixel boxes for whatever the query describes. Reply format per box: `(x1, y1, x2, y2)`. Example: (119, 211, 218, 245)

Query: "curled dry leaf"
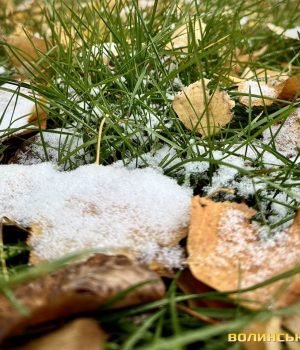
(172, 80, 235, 136)
(13, 318, 106, 350)
(187, 196, 300, 309)
(165, 18, 206, 52)
(0, 254, 165, 342)
(0, 83, 47, 139)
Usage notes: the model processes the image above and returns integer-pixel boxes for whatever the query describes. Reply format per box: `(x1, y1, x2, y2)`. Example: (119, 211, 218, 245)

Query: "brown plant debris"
(172, 79, 235, 136)
(0, 254, 165, 342)
(187, 196, 300, 309)
(13, 318, 106, 350)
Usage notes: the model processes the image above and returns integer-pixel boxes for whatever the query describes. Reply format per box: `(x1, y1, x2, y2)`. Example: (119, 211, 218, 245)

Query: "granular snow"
(11, 129, 87, 169)
(0, 163, 192, 268)
(216, 208, 300, 288)
(262, 108, 300, 159)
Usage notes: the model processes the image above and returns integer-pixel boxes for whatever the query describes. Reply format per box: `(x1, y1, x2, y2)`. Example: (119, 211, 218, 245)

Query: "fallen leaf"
(165, 18, 206, 52)
(278, 74, 300, 100)
(262, 107, 300, 159)
(177, 268, 232, 310)
(0, 254, 165, 342)
(1, 34, 48, 74)
(238, 74, 300, 106)
(172, 79, 235, 136)
(241, 68, 289, 82)
(13, 318, 106, 350)
(237, 80, 282, 106)
(187, 196, 300, 309)
(229, 46, 268, 77)
(267, 23, 300, 40)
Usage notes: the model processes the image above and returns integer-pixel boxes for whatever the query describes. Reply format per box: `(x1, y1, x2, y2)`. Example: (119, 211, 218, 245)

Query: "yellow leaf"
(172, 79, 235, 136)
(165, 18, 206, 52)
(187, 196, 300, 309)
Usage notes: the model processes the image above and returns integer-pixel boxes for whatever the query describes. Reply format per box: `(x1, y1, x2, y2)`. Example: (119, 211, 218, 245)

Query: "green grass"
(1, 0, 300, 348)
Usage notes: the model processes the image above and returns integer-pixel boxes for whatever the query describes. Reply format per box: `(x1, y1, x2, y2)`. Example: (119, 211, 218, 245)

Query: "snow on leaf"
(0, 163, 192, 268)
(238, 74, 300, 106)
(172, 79, 235, 136)
(0, 254, 165, 342)
(165, 18, 206, 52)
(187, 196, 300, 309)
(237, 80, 282, 106)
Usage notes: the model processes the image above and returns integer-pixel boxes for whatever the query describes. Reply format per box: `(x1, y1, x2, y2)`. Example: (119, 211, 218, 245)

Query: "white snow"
(0, 163, 192, 268)
(284, 26, 300, 40)
(0, 67, 6, 75)
(215, 208, 300, 288)
(0, 83, 37, 137)
(12, 129, 87, 169)
(239, 80, 278, 105)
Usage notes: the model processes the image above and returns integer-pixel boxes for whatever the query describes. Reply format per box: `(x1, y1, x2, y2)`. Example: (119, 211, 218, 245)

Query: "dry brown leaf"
(187, 196, 300, 309)
(2, 34, 48, 69)
(177, 268, 232, 310)
(172, 80, 235, 136)
(278, 74, 300, 100)
(230, 46, 268, 77)
(0, 254, 165, 342)
(165, 18, 206, 52)
(13, 318, 106, 350)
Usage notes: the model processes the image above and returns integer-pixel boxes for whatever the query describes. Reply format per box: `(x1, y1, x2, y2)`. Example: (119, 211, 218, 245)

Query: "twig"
(176, 304, 218, 325)
(95, 115, 107, 166)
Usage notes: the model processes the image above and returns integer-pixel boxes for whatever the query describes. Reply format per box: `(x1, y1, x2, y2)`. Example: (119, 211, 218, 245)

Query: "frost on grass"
(0, 163, 192, 268)
(11, 129, 88, 170)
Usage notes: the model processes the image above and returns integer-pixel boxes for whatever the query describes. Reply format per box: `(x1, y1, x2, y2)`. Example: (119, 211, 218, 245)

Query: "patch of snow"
(0, 163, 192, 268)
(262, 108, 300, 159)
(239, 80, 277, 105)
(0, 83, 36, 137)
(0, 67, 6, 75)
(284, 26, 300, 40)
(12, 129, 87, 169)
